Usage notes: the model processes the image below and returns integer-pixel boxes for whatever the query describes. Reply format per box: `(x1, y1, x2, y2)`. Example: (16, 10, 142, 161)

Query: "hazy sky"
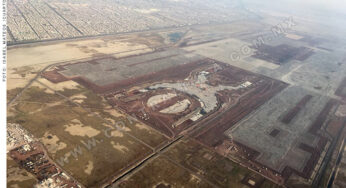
(291, 0, 346, 11)
(244, 0, 346, 12)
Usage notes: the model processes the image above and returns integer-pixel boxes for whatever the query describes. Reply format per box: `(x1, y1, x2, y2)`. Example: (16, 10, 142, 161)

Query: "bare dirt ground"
(7, 35, 158, 69)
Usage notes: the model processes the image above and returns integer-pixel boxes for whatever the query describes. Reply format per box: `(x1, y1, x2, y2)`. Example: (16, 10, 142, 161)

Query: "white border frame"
(1, 0, 6, 186)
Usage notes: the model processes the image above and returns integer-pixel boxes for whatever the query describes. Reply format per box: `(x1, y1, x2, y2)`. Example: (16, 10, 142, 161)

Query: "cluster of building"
(7, 123, 34, 152)
(7, 0, 242, 43)
(7, 123, 82, 188)
(8, 0, 82, 42)
(10, 142, 82, 188)
(7, 1, 39, 41)
(35, 175, 82, 188)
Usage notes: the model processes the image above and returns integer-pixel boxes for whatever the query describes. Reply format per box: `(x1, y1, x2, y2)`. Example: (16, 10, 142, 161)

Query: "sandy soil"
(111, 141, 129, 153)
(160, 99, 191, 114)
(38, 78, 83, 91)
(7, 65, 44, 90)
(103, 124, 125, 138)
(7, 73, 35, 90)
(104, 109, 124, 118)
(40, 132, 67, 155)
(147, 93, 177, 107)
(84, 161, 94, 175)
(70, 94, 87, 104)
(134, 123, 151, 131)
(64, 119, 100, 137)
(8, 38, 152, 69)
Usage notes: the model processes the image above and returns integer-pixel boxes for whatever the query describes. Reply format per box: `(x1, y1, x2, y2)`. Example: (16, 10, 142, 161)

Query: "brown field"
(7, 82, 168, 187)
(116, 138, 282, 188)
(163, 139, 282, 188)
(118, 156, 214, 188)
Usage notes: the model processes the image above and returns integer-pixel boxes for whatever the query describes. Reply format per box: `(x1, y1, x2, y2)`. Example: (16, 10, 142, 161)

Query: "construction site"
(6, 1, 346, 186)
(41, 50, 287, 140)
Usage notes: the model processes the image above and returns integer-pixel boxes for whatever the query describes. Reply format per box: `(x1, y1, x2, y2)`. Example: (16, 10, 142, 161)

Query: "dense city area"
(7, 0, 243, 44)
